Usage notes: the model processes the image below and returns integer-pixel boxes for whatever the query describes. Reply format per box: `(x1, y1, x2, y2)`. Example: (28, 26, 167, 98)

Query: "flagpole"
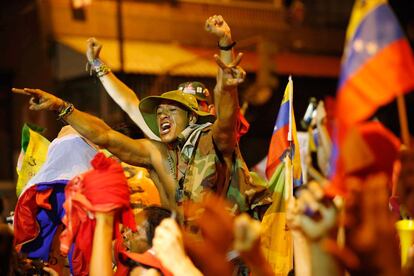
(285, 76, 294, 200)
(288, 76, 293, 142)
(397, 94, 411, 148)
(286, 75, 295, 272)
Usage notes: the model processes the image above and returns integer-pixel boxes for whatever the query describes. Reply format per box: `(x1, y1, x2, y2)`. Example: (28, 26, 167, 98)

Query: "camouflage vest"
(169, 124, 271, 213)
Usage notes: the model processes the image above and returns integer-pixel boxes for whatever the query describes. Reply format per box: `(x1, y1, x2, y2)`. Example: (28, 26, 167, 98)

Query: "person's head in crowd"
(123, 206, 172, 253)
(177, 81, 215, 115)
(139, 90, 215, 143)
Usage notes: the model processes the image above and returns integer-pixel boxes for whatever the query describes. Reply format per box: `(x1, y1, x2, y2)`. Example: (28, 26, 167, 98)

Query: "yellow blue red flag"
(266, 77, 302, 187)
(337, 0, 414, 126)
(329, 0, 414, 190)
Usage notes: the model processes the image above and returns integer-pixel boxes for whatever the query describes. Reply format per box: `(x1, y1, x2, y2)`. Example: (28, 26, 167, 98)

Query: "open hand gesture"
(233, 213, 261, 253)
(153, 218, 186, 269)
(12, 88, 64, 111)
(214, 53, 245, 88)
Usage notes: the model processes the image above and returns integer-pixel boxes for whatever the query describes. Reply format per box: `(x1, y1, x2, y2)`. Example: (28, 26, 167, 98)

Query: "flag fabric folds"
(261, 77, 304, 275)
(329, 0, 414, 193)
(14, 130, 97, 261)
(16, 124, 50, 196)
(266, 77, 302, 187)
(336, 0, 414, 126)
(260, 162, 293, 275)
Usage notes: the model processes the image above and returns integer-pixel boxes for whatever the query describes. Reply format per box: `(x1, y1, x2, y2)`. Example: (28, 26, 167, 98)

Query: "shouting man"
(15, 49, 269, 216)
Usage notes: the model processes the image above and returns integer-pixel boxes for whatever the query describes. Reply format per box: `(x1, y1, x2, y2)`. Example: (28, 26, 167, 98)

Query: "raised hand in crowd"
(12, 88, 65, 112)
(152, 218, 202, 276)
(287, 181, 342, 276)
(85, 37, 103, 74)
(83, 37, 160, 141)
(214, 53, 245, 89)
(205, 15, 233, 47)
(182, 194, 273, 276)
(291, 181, 338, 241)
(90, 212, 115, 276)
(233, 214, 274, 276)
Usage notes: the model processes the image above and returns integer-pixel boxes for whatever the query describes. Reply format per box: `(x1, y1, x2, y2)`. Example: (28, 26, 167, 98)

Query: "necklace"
(167, 149, 178, 181)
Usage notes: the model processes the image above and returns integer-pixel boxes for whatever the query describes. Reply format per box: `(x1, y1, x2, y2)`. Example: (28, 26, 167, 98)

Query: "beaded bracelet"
(87, 59, 111, 77)
(218, 41, 236, 51)
(95, 64, 111, 77)
(57, 102, 74, 121)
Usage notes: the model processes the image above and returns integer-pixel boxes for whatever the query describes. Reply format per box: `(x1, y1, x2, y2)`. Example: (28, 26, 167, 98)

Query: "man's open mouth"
(160, 122, 171, 134)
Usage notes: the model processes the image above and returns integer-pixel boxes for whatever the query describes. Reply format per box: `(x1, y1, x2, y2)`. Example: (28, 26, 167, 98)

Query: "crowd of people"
(2, 13, 414, 276)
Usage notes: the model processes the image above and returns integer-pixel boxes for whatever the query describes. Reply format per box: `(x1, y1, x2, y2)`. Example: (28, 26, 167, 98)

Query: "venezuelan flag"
(266, 77, 302, 187)
(337, 0, 414, 126)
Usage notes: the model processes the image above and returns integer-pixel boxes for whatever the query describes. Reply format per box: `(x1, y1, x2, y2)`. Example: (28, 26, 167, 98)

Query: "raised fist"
(205, 15, 232, 43)
(86, 37, 102, 63)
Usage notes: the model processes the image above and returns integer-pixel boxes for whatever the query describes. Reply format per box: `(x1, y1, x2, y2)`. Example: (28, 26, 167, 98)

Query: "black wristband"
(218, 41, 236, 51)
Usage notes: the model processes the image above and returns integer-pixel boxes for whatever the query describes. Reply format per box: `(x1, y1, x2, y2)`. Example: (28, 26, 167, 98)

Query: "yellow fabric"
(122, 163, 161, 208)
(261, 212, 293, 275)
(16, 128, 50, 196)
(99, 149, 161, 207)
(261, 163, 293, 275)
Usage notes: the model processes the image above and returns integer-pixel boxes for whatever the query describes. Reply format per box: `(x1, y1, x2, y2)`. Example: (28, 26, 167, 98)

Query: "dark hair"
(142, 206, 172, 246)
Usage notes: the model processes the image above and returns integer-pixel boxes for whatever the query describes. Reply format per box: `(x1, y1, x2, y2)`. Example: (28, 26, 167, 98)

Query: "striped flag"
(329, 0, 414, 192)
(261, 77, 303, 275)
(337, 0, 414, 126)
(266, 77, 302, 186)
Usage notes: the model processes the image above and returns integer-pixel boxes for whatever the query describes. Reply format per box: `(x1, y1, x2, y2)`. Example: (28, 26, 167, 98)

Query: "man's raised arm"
(205, 15, 235, 111)
(13, 88, 154, 166)
(86, 38, 159, 141)
(211, 54, 245, 156)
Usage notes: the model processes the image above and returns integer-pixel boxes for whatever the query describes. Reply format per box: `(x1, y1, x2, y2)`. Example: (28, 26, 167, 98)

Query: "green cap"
(177, 81, 209, 102)
(139, 90, 215, 137)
